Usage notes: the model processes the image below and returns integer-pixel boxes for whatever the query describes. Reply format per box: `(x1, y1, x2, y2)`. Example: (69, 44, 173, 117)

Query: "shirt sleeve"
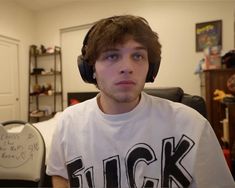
(46, 116, 68, 179)
(193, 121, 235, 188)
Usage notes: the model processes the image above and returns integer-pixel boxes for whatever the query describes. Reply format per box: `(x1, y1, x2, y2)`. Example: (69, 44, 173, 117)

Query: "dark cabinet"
(227, 103, 235, 150)
(200, 69, 235, 143)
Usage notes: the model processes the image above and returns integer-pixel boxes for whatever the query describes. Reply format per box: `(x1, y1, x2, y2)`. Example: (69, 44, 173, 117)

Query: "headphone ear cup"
(77, 55, 97, 84)
(146, 61, 160, 83)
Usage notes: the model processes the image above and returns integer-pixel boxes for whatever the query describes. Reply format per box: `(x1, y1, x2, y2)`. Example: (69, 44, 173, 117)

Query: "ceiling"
(8, 0, 235, 11)
(9, 0, 82, 11)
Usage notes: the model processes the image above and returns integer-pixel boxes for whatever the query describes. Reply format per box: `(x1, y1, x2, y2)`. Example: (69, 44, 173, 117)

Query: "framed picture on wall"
(195, 20, 222, 52)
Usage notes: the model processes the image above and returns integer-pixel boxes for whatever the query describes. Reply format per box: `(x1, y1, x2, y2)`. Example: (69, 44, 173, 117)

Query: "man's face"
(95, 38, 149, 107)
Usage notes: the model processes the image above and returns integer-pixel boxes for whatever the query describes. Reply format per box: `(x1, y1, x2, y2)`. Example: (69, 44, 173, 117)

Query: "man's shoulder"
(144, 92, 206, 121)
(63, 97, 97, 117)
(55, 97, 98, 132)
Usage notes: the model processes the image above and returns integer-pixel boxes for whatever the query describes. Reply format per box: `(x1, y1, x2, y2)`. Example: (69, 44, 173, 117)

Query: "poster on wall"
(195, 20, 222, 52)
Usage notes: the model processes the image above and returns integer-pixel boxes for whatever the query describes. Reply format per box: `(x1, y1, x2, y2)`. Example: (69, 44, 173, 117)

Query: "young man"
(46, 15, 235, 188)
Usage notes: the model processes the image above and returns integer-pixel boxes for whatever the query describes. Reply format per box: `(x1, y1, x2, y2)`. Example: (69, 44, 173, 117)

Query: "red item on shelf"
(223, 148, 232, 170)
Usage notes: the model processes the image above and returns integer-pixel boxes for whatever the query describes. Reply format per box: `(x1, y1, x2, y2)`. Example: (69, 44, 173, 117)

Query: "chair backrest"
(144, 87, 184, 102)
(0, 120, 45, 187)
(144, 87, 207, 118)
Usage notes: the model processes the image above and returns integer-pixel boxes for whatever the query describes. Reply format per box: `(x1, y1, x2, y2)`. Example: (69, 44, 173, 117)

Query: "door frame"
(59, 23, 94, 107)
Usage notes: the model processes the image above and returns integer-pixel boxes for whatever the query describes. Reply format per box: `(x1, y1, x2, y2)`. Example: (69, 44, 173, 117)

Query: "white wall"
(0, 0, 35, 120)
(34, 1, 235, 98)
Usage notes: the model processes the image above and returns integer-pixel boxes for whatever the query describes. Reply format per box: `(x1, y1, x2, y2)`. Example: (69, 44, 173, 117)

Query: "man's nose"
(119, 56, 134, 74)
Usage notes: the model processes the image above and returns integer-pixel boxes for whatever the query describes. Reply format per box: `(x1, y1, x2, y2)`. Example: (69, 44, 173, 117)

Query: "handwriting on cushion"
(0, 129, 40, 168)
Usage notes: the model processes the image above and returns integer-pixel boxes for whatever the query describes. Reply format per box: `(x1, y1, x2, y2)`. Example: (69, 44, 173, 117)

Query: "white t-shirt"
(46, 92, 235, 188)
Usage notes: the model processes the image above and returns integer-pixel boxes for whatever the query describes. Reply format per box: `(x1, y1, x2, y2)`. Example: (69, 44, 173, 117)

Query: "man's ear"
(77, 55, 97, 84)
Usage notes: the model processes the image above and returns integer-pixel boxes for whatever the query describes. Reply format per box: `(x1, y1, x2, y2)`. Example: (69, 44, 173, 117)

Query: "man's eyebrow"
(101, 46, 147, 53)
(101, 48, 119, 53)
(134, 46, 147, 50)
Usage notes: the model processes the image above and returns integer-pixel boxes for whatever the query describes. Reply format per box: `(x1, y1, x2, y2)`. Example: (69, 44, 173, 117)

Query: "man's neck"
(97, 94, 141, 115)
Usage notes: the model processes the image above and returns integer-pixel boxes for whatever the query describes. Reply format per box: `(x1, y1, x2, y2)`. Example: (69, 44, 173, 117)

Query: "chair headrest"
(144, 87, 184, 102)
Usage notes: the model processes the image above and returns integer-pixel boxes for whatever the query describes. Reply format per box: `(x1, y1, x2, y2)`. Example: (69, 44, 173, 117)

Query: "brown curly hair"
(82, 15, 161, 70)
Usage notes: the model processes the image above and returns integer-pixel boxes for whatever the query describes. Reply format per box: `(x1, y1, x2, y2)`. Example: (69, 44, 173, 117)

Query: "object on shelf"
(55, 46, 61, 52)
(220, 106, 229, 143)
(40, 45, 47, 54)
(222, 144, 232, 170)
(33, 84, 42, 94)
(213, 89, 233, 102)
(203, 45, 221, 70)
(40, 106, 52, 116)
(47, 90, 53, 96)
(32, 83, 53, 95)
(220, 118, 230, 144)
(29, 45, 38, 55)
(40, 68, 55, 75)
(41, 83, 52, 95)
(222, 49, 235, 68)
(223, 97, 235, 103)
(32, 68, 45, 74)
(227, 74, 235, 95)
(29, 44, 61, 55)
(194, 58, 205, 74)
(46, 47, 54, 54)
(69, 99, 80, 106)
(30, 110, 45, 117)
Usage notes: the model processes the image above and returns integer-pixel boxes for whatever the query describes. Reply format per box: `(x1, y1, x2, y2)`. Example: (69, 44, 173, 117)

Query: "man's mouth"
(115, 80, 136, 86)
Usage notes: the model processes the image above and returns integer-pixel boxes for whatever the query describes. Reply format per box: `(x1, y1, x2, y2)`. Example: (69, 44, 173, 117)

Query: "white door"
(61, 25, 98, 107)
(0, 37, 20, 122)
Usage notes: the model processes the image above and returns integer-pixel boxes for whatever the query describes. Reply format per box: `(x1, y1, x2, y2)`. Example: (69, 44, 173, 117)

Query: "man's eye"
(133, 53, 145, 61)
(105, 53, 119, 61)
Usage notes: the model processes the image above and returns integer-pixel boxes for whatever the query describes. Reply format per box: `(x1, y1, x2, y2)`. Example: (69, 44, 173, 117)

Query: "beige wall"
(0, 0, 234, 120)
(0, 1, 35, 120)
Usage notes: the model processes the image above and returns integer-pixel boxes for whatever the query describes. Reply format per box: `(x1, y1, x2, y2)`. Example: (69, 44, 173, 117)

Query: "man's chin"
(113, 93, 140, 103)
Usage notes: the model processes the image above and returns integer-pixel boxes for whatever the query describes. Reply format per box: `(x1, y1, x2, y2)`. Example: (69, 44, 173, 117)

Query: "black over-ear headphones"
(77, 24, 97, 84)
(77, 17, 160, 84)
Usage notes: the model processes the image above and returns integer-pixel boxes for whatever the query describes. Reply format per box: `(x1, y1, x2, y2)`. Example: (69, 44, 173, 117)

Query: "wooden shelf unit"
(28, 46, 63, 123)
